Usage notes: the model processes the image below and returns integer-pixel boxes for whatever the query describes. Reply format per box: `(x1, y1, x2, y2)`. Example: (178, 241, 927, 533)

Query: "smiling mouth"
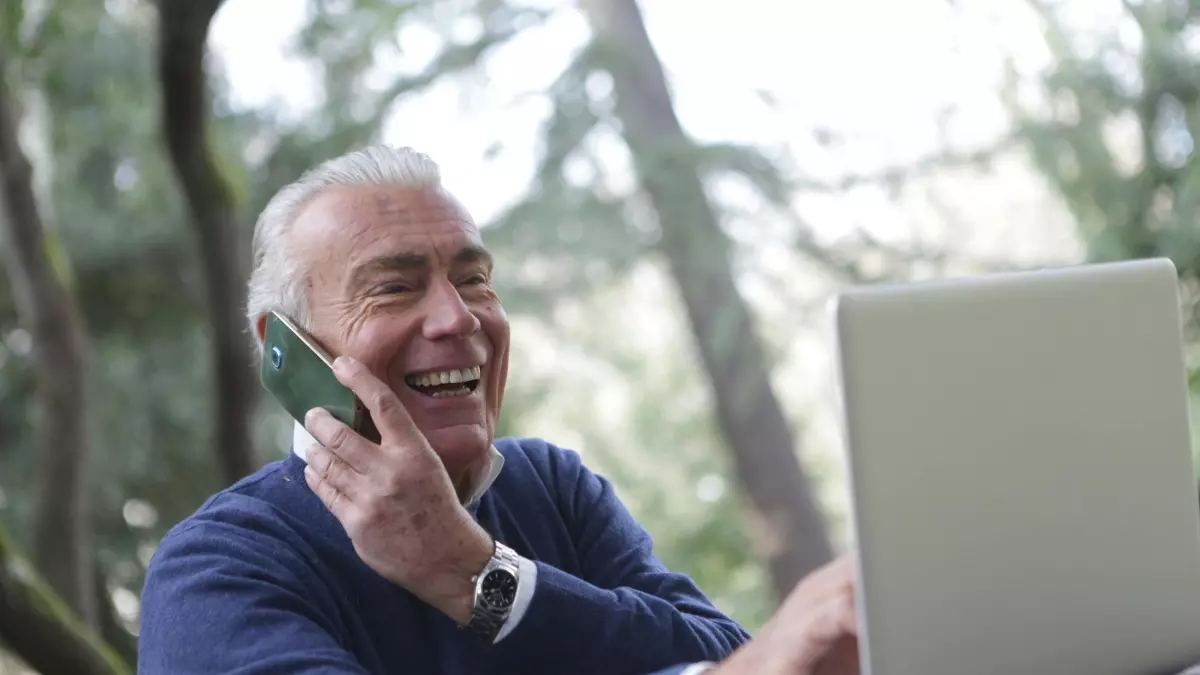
(404, 366, 482, 398)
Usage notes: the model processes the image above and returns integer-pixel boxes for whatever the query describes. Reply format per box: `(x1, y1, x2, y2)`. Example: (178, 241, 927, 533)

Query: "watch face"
(481, 569, 518, 609)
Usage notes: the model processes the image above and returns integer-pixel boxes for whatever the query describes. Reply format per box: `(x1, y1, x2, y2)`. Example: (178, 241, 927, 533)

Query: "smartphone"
(260, 310, 372, 437)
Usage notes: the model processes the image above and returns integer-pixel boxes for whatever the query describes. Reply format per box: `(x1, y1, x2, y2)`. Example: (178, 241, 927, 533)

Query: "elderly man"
(138, 144, 858, 675)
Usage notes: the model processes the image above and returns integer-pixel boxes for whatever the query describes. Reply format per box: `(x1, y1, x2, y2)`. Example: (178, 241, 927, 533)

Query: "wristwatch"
(466, 539, 521, 641)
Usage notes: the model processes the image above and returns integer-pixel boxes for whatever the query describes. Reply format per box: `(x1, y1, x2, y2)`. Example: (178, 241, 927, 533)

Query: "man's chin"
(423, 424, 492, 477)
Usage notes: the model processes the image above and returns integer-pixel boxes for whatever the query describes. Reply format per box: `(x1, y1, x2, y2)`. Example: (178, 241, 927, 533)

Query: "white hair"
(245, 145, 443, 346)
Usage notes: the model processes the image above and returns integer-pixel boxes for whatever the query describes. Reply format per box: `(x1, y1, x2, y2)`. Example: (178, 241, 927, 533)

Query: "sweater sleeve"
(138, 497, 369, 675)
(499, 443, 751, 675)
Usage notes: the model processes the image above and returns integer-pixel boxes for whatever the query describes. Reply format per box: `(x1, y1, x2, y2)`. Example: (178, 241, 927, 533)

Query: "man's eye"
(461, 275, 488, 286)
(377, 283, 412, 295)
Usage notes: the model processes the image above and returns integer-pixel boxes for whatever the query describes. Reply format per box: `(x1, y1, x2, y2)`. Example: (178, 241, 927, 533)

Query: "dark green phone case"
(260, 311, 365, 431)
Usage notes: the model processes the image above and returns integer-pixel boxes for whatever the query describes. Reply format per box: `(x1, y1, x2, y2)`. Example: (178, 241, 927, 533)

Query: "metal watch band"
(466, 540, 521, 640)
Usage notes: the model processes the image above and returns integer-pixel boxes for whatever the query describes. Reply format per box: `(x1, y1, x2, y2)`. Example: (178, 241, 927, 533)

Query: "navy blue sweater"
(138, 437, 750, 674)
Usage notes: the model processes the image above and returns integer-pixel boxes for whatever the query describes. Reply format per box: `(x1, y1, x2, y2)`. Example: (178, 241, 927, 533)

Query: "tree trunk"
(0, 525, 129, 675)
(0, 48, 97, 629)
(580, 0, 834, 599)
(157, 0, 259, 485)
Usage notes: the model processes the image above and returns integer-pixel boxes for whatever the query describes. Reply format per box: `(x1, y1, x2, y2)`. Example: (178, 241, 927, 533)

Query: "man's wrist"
(423, 523, 494, 625)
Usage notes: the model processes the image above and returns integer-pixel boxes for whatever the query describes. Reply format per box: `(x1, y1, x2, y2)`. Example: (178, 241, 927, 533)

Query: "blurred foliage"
(1008, 0, 1200, 330)
(540, 275, 780, 628)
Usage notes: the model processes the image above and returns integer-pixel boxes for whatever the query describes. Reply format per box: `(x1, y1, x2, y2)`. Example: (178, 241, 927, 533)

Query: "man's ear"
(254, 314, 268, 344)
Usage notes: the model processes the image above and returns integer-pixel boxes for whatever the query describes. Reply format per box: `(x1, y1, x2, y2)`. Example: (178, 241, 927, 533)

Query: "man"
(138, 144, 858, 675)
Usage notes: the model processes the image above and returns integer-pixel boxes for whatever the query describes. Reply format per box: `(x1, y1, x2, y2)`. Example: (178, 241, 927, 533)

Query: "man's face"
(287, 185, 509, 479)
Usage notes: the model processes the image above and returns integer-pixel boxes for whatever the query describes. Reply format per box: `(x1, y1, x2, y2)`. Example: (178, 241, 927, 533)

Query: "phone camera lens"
(270, 346, 284, 369)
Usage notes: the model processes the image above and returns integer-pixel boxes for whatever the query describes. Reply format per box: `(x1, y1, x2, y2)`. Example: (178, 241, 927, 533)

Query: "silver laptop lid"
(832, 258, 1200, 675)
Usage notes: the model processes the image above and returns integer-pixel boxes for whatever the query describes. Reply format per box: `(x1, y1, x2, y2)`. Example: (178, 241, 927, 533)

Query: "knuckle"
(309, 446, 324, 467)
(328, 425, 352, 450)
(317, 482, 337, 509)
(371, 389, 398, 416)
(306, 468, 342, 512)
(318, 452, 335, 476)
(835, 588, 855, 613)
(324, 456, 344, 482)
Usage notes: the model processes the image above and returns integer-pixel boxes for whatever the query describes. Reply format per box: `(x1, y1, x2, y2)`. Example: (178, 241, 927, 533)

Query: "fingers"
(816, 586, 859, 641)
(716, 572, 860, 675)
(305, 441, 361, 496)
(813, 634, 860, 675)
(749, 553, 857, 674)
(305, 408, 373, 474)
(798, 585, 859, 671)
(783, 553, 856, 615)
(331, 356, 419, 446)
(809, 554, 854, 592)
(305, 464, 349, 519)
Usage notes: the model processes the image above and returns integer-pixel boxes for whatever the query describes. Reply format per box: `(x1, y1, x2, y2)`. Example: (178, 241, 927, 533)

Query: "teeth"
(431, 388, 471, 398)
(405, 366, 481, 388)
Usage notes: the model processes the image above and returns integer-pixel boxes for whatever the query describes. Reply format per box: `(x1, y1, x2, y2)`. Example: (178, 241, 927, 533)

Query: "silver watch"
(466, 540, 521, 640)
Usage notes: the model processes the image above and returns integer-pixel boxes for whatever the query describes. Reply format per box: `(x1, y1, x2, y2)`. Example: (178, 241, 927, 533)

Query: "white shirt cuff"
(679, 663, 718, 675)
(494, 555, 537, 643)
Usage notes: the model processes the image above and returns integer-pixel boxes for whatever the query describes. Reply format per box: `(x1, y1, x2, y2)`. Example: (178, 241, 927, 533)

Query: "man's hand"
(713, 554, 859, 675)
(302, 356, 493, 625)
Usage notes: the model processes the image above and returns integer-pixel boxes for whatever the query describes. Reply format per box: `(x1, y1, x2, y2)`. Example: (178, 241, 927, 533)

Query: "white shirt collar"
(291, 423, 505, 506)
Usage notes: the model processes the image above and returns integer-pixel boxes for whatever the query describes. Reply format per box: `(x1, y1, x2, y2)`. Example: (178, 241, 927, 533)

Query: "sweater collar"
(290, 423, 505, 506)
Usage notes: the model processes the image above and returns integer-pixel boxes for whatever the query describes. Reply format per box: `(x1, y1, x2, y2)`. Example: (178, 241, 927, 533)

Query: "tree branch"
(791, 136, 1018, 194)
(0, 524, 129, 675)
(157, 0, 259, 485)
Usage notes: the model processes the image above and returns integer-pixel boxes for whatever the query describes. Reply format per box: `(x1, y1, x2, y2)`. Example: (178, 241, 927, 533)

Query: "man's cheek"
(347, 319, 407, 374)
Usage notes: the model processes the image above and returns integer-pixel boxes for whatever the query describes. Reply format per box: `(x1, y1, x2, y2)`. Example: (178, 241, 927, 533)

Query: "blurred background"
(2, 0, 1200, 672)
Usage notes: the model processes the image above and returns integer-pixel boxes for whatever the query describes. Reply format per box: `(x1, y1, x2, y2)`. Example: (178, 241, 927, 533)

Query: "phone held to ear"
(260, 310, 378, 442)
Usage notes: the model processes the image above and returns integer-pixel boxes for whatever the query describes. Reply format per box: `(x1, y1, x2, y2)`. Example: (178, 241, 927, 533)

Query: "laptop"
(830, 258, 1200, 675)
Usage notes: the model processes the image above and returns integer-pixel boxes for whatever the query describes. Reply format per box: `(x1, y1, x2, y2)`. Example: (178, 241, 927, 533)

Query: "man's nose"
(421, 280, 481, 340)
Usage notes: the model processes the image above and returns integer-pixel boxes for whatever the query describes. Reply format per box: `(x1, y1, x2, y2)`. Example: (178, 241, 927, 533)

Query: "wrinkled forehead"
(290, 185, 485, 272)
